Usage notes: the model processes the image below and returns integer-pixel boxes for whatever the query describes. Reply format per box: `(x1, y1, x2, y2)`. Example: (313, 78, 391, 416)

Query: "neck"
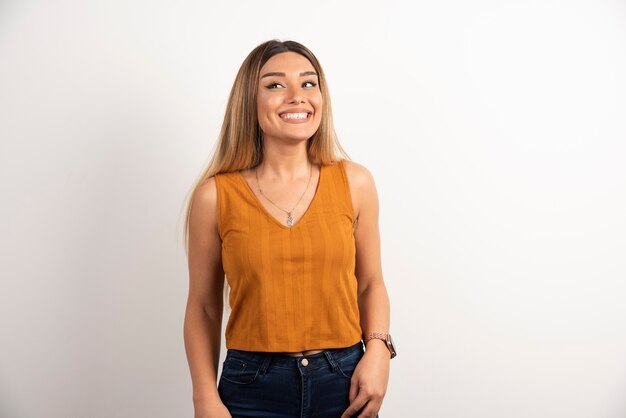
(256, 147, 313, 182)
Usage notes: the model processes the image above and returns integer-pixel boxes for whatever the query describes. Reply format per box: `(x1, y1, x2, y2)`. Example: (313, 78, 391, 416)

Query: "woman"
(182, 39, 395, 418)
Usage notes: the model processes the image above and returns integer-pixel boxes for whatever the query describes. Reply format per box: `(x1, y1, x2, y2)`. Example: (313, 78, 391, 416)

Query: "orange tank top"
(214, 159, 363, 352)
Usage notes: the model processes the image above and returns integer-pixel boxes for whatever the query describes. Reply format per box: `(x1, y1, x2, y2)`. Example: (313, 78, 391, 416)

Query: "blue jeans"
(217, 340, 380, 418)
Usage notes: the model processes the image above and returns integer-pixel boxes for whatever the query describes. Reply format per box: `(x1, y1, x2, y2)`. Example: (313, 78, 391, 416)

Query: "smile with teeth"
(280, 112, 311, 120)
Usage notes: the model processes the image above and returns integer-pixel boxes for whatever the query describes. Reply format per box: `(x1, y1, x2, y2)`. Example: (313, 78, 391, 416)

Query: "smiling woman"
(182, 39, 393, 418)
(256, 51, 323, 143)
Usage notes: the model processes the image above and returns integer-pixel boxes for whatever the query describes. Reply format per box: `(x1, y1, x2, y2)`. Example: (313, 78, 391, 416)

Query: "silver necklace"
(255, 162, 313, 227)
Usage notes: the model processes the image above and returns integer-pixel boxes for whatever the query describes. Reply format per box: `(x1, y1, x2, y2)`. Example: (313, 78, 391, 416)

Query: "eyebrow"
(260, 70, 318, 79)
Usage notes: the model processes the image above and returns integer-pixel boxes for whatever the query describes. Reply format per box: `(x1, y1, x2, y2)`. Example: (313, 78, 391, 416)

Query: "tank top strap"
(318, 159, 356, 227)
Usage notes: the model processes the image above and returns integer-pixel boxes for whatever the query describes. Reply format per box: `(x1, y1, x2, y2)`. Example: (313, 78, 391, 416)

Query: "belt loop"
(260, 352, 272, 374)
(323, 349, 338, 372)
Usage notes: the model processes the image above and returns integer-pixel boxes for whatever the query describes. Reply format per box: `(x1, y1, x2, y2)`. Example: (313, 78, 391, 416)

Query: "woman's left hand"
(340, 343, 390, 418)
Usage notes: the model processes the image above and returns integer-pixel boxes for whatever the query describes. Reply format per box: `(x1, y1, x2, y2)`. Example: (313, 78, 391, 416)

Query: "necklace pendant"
(286, 212, 294, 227)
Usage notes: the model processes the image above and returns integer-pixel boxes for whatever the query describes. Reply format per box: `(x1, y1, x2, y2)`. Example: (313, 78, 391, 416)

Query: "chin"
(268, 129, 316, 141)
(287, 134, 315, 142)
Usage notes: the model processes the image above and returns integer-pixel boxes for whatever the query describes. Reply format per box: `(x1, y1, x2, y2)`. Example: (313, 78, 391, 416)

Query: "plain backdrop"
(1, 1, 625, 417)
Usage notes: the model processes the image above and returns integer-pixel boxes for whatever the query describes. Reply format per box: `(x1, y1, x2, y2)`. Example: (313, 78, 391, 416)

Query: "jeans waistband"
(225, 340, 364, 372)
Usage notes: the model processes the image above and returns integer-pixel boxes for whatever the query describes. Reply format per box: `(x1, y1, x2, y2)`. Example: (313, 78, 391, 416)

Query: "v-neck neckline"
(235, 164, 324, 231)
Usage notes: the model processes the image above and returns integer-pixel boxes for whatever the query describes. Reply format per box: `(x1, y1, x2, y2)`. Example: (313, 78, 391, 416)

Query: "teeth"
(281, 112, 309, 120)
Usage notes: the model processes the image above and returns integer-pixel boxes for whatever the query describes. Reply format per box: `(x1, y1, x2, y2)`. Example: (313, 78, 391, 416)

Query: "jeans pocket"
(220, 356, 262, 385)
(335, 348, 364, 379)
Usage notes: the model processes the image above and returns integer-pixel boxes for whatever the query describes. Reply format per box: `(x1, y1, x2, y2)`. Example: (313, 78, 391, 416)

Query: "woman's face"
(256, 51, 323, 144)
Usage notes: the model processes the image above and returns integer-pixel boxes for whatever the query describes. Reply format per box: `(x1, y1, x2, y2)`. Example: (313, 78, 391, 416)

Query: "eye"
(265, 81, 318, 89)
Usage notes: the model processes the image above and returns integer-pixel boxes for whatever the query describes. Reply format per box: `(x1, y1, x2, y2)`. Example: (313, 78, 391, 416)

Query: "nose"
(288, 90, 306, 104)
(288, 96, 304, 104)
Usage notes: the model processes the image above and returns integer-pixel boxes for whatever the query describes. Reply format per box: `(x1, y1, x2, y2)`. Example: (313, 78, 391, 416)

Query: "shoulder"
(196, 175, 218, 205)
(190, 176, 219, 234)
(342, 159, 376, 192)
(340, 159, 378, 219)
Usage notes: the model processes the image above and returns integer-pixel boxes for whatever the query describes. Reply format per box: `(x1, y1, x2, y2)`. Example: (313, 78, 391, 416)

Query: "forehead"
(259, 51, 315, 76)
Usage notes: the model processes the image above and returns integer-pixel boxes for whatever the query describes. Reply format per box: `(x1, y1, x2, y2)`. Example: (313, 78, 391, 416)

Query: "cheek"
(312, 97, 323, 120)
(256, 94, 268, 114)
(311, 93, 323, 112)
(257, 96, 276, 129)
(258, 95, 282, 115)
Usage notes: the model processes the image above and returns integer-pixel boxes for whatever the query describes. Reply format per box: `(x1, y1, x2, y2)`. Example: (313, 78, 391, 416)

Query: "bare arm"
(341, 160, 390, 418)
(345, 161, 391, 356)
(183, 176, 227, 409)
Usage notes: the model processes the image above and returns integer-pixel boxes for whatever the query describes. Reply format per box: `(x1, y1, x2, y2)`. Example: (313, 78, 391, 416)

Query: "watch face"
(388, 334, 396, 358)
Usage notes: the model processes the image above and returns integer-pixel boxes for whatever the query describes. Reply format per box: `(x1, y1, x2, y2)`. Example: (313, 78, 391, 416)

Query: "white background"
(1, 1, 625, 417)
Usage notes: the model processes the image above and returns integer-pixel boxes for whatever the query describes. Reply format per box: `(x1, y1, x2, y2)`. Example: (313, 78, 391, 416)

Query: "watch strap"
(363, 332, 396, 359)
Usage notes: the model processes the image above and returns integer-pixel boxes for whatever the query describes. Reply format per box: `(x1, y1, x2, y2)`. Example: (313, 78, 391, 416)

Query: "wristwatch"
(363, 332, 397, 359)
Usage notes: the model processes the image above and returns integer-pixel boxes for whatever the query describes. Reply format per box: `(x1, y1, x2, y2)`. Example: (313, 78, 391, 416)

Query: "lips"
(279, 108, 313, 117)
(279, 112, 311, 120)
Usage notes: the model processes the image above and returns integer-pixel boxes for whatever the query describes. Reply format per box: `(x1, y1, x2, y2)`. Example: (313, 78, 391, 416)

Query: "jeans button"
(301, 358, 309, 366)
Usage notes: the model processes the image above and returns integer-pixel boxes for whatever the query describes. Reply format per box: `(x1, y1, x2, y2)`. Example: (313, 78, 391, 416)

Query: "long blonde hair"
(180, 39, 351, 309)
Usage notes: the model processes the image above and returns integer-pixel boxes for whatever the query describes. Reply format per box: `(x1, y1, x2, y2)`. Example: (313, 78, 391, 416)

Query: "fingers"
(341, 391, 381, 418)
(349, 377, 359, 402)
